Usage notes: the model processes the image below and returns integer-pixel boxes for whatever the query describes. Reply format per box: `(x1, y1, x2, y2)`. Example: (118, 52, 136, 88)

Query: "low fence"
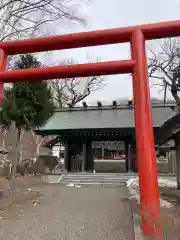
(94, 160, 126, 173)
(0, 154, 177, 176)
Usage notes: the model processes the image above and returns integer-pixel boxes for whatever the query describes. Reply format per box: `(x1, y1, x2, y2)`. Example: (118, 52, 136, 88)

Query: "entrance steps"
(59, 172, 137, 186)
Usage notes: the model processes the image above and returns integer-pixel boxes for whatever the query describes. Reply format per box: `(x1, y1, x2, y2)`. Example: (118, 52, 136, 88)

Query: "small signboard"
(92, 141, 125, 150)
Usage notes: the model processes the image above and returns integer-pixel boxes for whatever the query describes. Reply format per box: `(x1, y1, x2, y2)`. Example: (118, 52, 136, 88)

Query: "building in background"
(37, 101, 176, 173)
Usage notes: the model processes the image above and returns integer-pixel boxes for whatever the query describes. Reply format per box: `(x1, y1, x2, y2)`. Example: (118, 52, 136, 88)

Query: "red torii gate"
(1, 20, 180, 238)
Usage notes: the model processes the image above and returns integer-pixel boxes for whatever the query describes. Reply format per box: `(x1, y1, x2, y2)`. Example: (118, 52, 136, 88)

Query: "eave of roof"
(36, 105, 175, 134)
(156, 112, 180, 145)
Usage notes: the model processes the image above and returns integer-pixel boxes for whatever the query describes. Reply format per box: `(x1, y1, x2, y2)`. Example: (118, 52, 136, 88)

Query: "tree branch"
(0, 0, 88, 41)
(148, 37, 180, 109)
(49, 59, 106, 108)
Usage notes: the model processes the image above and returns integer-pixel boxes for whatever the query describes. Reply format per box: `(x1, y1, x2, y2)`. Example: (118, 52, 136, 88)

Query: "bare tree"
(31, 131, 45, 157)
(49, 60, 106, 108)
(148, 38, 180, 111)
(51, 76, 105, 108)
(0, 0, 89, 41)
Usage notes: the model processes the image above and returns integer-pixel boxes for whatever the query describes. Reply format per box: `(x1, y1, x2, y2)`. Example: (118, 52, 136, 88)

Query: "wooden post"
(64, 140, 68, 172)
(82, 143, 86, 172)
(131, 30, 161, 237)
(128, 144, 132, 172)
(86, 140, 94, 172)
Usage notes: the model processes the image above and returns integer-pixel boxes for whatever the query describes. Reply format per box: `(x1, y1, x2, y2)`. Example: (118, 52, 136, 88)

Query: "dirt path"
(0, 184, 134, 240)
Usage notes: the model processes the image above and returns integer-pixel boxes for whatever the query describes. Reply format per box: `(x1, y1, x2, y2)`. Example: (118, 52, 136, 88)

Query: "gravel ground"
(0, 184, 135, 240)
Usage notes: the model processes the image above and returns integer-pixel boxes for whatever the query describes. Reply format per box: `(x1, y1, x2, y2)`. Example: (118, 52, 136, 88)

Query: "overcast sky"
(42, 0, 180, 104)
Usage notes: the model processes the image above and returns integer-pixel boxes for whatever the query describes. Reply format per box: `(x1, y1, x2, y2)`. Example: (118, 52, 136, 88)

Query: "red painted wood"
(131, 30, 162, 238)
(0, 20, 179, 55)
(0, 60, 135, 83)
(0, 49, 7, 103)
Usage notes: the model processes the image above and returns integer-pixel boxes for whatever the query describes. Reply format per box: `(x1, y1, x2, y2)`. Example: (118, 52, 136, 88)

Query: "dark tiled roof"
(38, 105, 175, 132)
(156, 112, 180, 144)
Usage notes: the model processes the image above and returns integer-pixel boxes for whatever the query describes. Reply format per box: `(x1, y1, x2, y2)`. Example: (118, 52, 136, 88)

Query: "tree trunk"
(36, 142, 40, 157)
(0, 128, 7, 149)
(17, 149, 23, 163)
(31, 131, 44, 160)
(2, 130, 5, 149)
(16, 130, 24, 164)
(11, 124, 22, 177)
(171, 85, 180, 112)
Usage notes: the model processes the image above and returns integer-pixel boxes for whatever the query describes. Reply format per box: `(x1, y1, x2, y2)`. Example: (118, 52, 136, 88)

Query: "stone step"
(61, 178, 128, 182)
(60, 181, 126, 186)
(63, 173, 136, 177)
(45, 173, 175, 185)
(61, 176, 128, 180)
(63, 175, 135, 179)
(64, 172, 135, 174)
(59, 173, 134, 186)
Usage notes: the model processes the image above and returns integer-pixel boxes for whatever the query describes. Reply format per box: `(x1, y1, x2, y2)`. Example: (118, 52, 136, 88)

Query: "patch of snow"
(26, 188, 32, 192)
(66, 183, 82, 188)
(158, 178, 177, 188)
(66, 183, 74, 187)
(48, 174, 64, 184)
(126, 177, 177, 208)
